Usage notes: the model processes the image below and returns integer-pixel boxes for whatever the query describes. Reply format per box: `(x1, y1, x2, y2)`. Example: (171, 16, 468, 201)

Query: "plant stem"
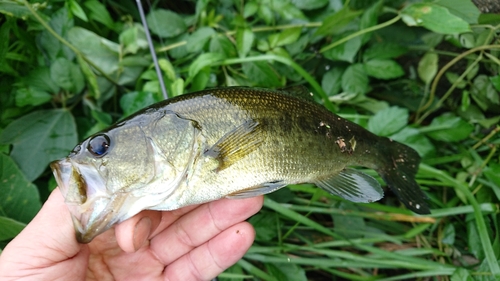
(319, 14, 402, 53)
(23, 0, 118, 86)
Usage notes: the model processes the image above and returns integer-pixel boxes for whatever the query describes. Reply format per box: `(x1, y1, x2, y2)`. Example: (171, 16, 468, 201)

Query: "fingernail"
(133, 217, 151, 252)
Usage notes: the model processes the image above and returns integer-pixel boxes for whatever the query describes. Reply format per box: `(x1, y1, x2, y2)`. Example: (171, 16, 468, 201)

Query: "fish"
(50, 86, 430, 243)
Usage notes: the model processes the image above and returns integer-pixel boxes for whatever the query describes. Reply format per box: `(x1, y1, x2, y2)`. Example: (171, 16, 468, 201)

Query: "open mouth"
(50, 159, 121, 243)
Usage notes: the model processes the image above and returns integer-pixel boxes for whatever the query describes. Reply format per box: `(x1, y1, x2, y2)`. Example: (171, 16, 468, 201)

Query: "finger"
(0, 188, 88, 275)
(114, 204, 201, 253)
(114, 210, 161, 253)
(150, 196, 263, 265)
(163, 222, 255, 281)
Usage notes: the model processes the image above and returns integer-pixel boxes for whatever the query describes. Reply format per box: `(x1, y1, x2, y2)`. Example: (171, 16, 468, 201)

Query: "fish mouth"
(50, 159, 125, 243)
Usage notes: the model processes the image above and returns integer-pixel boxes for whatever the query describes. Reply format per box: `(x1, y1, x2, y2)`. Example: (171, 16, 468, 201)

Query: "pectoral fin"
(226, 181, 286, 199)
(315, 168, 383, 203)
(204, 120, 263, 172)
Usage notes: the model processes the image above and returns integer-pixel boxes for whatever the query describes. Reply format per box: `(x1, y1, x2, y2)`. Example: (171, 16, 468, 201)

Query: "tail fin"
(376, 138, 430, 214)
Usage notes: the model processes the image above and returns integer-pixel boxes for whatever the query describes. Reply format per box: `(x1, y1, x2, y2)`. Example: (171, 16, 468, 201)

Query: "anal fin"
(314, 168, 383, 203)
(226, 181, 286, 199)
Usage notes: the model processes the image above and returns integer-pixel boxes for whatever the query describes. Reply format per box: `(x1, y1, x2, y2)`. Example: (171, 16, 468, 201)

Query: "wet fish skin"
(50, 87, 429, 243)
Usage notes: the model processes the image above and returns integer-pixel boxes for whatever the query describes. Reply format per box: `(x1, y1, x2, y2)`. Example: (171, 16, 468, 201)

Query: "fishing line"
(135, 0, 169, 99)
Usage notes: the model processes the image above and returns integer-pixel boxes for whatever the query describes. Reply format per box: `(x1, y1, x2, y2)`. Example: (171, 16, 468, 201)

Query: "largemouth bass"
(50, 86, 429, 243)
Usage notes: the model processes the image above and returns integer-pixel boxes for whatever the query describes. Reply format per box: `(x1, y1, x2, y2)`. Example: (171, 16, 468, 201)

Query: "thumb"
(0, 188, 88, 279)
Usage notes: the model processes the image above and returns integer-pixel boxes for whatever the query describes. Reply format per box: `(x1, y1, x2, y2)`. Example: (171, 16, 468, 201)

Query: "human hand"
(0, 188, 263, 281)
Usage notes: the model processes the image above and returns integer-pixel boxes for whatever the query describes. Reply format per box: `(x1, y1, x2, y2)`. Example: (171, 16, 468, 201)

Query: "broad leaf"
(341, 64, 369, 96)
(0, 216, 25, 241)
(188, 52, 225, 80)
(120, 92, 163, 118)
(390, 127, 435, 157)
(364, 59, 405, 79)
(316, 7, 363, 36)
(146, 9, 187, 38)
(0, 154, 41, 224)
(50, 57, 85, 93)
(236, 28, 254, 58)
(323, 36, 362, 63)
(0, 109, 77, 181)
(368, 106, 408, 136)
(363, 42, 408, 61)
(67, 27, 119, 75)
(242, 61, 283, 87)
(436, 0, 480, 24)
(186, 27, 215, 54)
(418, 52, 438, 84)
(425, 113, 473, 142)
(401, 3, 470, 34)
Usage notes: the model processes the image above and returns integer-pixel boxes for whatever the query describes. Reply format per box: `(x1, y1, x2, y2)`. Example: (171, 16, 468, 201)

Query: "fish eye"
(87, 134, 111, 157)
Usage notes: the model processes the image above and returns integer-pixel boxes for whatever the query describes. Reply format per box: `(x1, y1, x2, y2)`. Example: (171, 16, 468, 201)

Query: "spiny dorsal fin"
(314, 168, 384, 203)
(204, 120, 263, 172)
(278, 85, 315, 102)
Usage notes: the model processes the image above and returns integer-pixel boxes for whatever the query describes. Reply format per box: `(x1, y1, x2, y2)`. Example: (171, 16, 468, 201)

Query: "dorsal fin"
(278, 85, 315, 102)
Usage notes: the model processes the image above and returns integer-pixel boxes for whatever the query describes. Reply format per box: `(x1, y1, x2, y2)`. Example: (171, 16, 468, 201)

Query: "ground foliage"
(1, 0, 500, 280)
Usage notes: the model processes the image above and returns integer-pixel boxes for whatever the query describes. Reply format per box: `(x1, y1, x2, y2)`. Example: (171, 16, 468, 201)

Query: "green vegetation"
(1, 0, 500, 279)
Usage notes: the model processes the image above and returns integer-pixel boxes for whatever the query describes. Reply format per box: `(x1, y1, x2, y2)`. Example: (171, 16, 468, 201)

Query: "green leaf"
(248, 211, 281, 241)
(146, 9, 187, 38)
(316, 7, 363, 36)
(50, 57, 84, 93)
(332, 203, 366, 238)
(210, 34, 237, 59)
(120, 91, 162, 118)
(0, 109, 77, 181)
(188, 52, 225, 81)
(425, 113, 474, 142)
(322, 67, 343, 96)
(290, 0, 328, 10)
(15, 87, 52, 107)
(363, 42, 408, 61)
(119, 24, 148, 54)
(364, 59, 405, 80)
(0, 216, 25, 241)
(67, 0, 88, 22)
(236, 28, 254, 58)
(21, 67, 60, 94)
(186, 27, 216, 53)
(243, 2, 258, 18)
(390, 127, 435, 157)
(67, 27, 119, 75)
(0, 154, 41, 224)
(441, 223, 455, 245)
(341, 64, 369, 96)
(359, 0, 383, 43)
(76, 55, 100, 99)
(450, 268, 472, 281)
(489, 75, 500, 92)
(401, 3, 471, 35)
(268, 27, 301, 48)
(84, 0, 115, 30)
(367, 106, 408, 136)
(323, 35, 362, 63)
(435, 0, 480, 24)
(467, 218, 484, 260)
(38, 8, 74, 62)
(267, 263, 307, 281)
(242, 61, 283, 87)
(0, 1, 31, 18)
(418, 52, 438, 84)
(158, 59, 177, 81)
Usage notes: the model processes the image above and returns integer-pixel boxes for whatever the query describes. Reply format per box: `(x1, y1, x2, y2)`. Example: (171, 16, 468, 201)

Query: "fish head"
(50, 123, 160, 243)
